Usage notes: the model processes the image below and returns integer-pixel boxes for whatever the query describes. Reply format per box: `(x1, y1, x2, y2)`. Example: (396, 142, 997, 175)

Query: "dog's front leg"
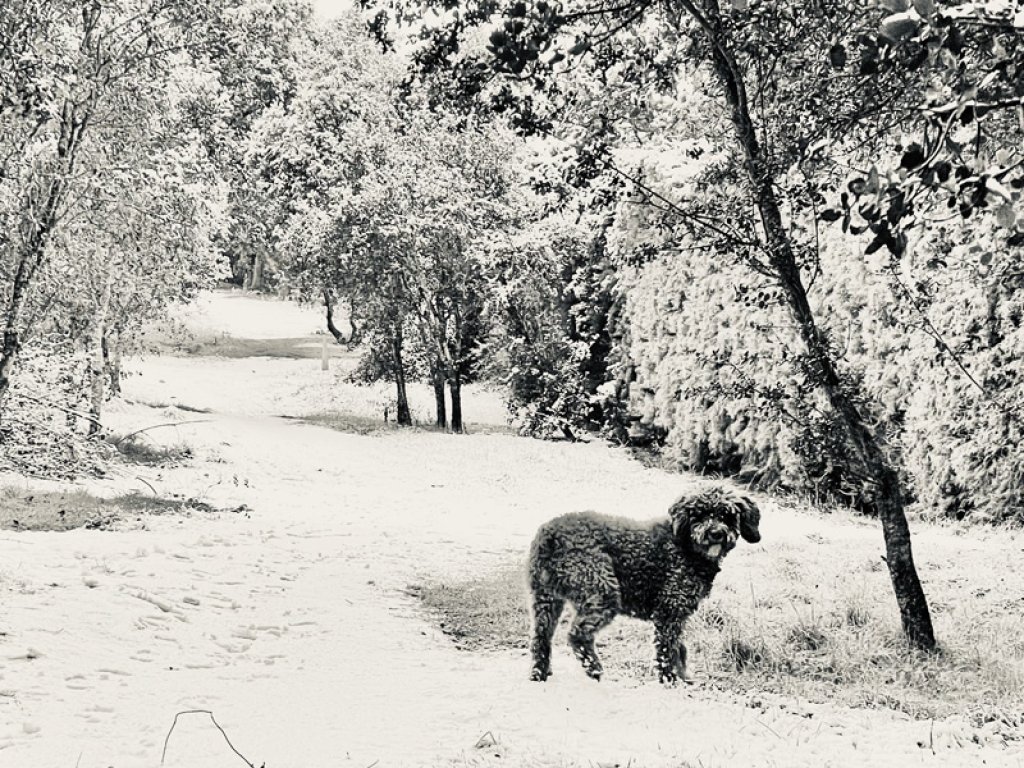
(675, 641, 695, 683)
(653, 617, 684, 684)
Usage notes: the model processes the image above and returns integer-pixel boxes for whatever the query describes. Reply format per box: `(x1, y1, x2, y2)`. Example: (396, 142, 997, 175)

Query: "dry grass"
(297, 411, 517, 437)
(107, 433, 193, 466)
(0, 486, 212, 531)
(149, 330, 358, 361)
(412, 533, 1024, 731)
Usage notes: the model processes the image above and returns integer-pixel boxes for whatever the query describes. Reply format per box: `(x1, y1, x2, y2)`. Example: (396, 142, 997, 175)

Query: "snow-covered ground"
(1, 291, 1021, 768)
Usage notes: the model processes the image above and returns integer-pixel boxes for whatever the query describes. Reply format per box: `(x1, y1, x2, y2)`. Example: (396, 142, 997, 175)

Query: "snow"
(1, 291, 1021, 768)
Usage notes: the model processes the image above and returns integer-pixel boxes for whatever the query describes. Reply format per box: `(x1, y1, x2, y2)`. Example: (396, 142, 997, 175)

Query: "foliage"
(485, 211, 626, 441)
(0, 0, 288, 471)
(252, 16, 526, 428)
(366, 0, 1024, 526)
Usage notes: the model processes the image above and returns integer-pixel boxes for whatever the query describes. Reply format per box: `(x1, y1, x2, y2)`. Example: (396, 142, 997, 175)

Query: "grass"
(107, 433, 193, 466)
(297, 411, 517, 437)
(411, 553, 1024, 733)
(0, 487, 215, 531)
(151, 332, 357, 361)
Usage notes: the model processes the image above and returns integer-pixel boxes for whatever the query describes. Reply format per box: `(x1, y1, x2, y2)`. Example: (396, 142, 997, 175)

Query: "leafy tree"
(254, 16, 522, 431)
(486, 210, 625, 441)
(182, 0, 314, 291)
(0, 0, 226, 426)
(367, 0, 946, 648)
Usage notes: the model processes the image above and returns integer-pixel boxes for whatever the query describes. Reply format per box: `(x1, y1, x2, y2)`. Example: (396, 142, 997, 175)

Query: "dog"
(527, 486, 760, 683)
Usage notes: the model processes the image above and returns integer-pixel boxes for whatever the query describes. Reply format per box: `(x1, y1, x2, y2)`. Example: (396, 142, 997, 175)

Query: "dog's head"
(668, 486, 761, 563)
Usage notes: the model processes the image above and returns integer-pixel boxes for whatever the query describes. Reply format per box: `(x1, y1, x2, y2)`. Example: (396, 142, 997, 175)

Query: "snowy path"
(1, 296, 1021, 768)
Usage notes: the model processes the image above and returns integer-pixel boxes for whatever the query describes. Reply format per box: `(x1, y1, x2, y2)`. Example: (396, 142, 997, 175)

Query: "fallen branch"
(135, 476, 159, 496)
(161, 709, 260, 768)
(11, 390, 103, 429)
(114, 419, 212, 446)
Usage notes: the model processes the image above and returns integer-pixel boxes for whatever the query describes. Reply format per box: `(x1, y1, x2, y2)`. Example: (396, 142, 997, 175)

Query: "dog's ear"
(668, 495, 693, 539)
(736, 494, 761, 543)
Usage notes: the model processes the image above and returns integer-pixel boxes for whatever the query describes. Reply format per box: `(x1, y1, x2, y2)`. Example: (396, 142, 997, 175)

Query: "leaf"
(912, 0, 936, 17)
(820, 209, 843, 222)
(865, 235, 885, 255)
(900, 144, 926, 169)
(568, 39, 590, 56)
(880, 12, 920, 44)
(995, 203, 1016, 228)
(828, 44, 847, 69)
(986, 177, 1012, 202)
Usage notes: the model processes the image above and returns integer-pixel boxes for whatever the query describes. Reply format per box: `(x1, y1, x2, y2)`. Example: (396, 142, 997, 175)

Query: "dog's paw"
(530, 668, 551, 682)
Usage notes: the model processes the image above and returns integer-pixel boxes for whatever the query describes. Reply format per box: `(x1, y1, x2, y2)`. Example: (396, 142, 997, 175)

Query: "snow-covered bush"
(613, 195, 1024, 521)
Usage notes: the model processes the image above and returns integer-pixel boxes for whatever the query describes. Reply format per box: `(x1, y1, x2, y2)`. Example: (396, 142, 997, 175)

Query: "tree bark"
(324, 289, 357, 345)
(251, 250, 265, 292)
(692, 2, 935, 649)
(449, 376, 463, 433)
(103, 329, 122, 396)
(0, 95, 87, 421)
(88, 270, 114, 436)
(392, 328, 412, 426)
(432, 362, 447, 429)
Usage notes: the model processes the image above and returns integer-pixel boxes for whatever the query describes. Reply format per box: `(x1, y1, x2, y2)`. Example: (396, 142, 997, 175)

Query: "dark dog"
(527, 486, 760, 683)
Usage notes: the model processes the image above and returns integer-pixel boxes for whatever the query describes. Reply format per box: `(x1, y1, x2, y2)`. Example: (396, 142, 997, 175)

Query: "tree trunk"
(392, 329, 412, 426)
(88, 270, 114, 436)
(0, 207, 60, 419)
(695, 4, 935, 649)
(251, 250, 265, 292)
(0, 84, 87, 424)
(432, 363, 447, 429)
(449, 376, 463, 433)
(324, 289, 357, 345)
(103, 329, 122, 396)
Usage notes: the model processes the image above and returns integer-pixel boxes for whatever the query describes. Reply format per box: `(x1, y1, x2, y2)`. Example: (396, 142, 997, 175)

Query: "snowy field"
(1, 291, 1022, 768)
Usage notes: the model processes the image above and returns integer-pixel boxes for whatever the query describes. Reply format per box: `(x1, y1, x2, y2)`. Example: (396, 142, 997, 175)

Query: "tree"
(255, 17, 522, 431)
(369, 0, 941, 648)
(0, 0, 224, 422)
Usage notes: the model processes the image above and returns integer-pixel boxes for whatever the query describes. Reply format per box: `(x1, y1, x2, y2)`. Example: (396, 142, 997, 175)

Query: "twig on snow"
(161, 709, 261, 767)
(114, 419, 211, 446)
(474, 731, 498, 749)
(136, 476, 159, 496)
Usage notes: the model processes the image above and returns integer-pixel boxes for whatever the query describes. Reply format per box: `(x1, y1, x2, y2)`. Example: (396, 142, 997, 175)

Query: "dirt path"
(1, 295, 1020, 768)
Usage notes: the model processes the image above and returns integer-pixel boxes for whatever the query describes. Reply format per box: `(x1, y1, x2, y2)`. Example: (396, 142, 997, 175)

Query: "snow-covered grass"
(106, 433, 193, 466)
(0, 487, 202, 531)
(416, 537, 1024, 728)
(1, 290, 1022, 768)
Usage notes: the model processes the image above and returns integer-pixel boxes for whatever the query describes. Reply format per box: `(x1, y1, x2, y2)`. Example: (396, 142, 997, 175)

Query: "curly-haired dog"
(528, 486, 760, 684)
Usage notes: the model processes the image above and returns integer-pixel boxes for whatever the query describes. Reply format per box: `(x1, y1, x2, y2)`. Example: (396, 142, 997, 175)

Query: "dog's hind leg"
(529, 593, 564, 681)
(568, 591, 620, 680)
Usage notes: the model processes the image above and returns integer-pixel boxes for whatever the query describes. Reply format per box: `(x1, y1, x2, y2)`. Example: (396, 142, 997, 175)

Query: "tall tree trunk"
(432, 362, 447, 429)
(692, 3, 935, 649)
(88, 270, 114, 436)
(251, 250, 265, 292)
(449, 376, 463, 434)
(0, 184, 65, 419)
(104, 329, 122, 396)
(0, 77, 88, 424)
(392, 329, 412, 426)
